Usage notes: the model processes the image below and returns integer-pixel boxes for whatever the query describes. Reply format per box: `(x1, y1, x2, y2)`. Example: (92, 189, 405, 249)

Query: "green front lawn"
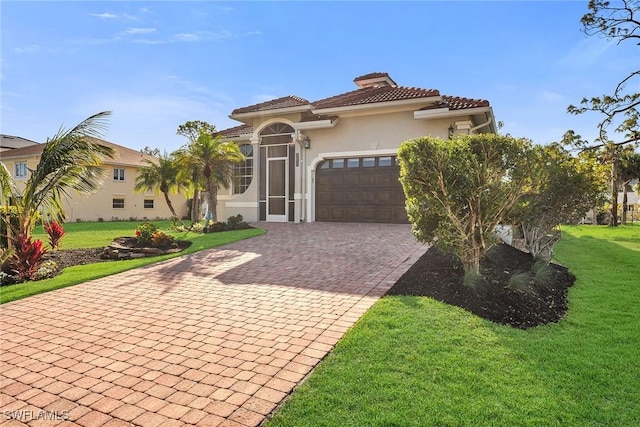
(1, 221, 264, 304)
(268, 224, 640, 426)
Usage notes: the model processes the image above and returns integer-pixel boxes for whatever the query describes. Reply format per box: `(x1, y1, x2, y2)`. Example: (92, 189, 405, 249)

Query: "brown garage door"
(315, 156, 408, 223)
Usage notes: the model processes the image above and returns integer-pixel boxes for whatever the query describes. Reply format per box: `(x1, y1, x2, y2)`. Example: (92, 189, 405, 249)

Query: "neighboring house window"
(112, 198, 125, 209)
(144, 199, 154, 209)
(233, 144, 254, 194)
(14, 162, 27, 179)
(113, 168, 125, 181)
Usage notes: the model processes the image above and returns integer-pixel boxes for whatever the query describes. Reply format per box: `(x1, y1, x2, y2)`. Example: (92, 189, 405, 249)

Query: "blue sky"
(1, 1, 636, 152)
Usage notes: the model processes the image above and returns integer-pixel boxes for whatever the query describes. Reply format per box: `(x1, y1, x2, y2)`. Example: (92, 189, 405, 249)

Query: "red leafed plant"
(44, 221, 65, 250)
(10, 234, 48, 280)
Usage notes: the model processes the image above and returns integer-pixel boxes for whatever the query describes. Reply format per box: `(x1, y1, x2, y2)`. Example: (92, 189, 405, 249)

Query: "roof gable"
(231, 95, 310, 115)
(0, 137, 155, 167)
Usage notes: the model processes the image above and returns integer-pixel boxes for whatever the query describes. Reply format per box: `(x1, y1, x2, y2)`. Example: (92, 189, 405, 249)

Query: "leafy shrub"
(135, 222, 158, 246)
(226, 214, 249, 230)
(9, 234, 47, 281)
(1, 206, 41, 247)
(44, 221, 65, 250)
(32, 260, 58, 281)
(151, 231, 175, 248)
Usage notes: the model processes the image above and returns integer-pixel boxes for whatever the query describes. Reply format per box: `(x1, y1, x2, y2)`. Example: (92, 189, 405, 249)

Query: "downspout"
(469, 113, 493, 134)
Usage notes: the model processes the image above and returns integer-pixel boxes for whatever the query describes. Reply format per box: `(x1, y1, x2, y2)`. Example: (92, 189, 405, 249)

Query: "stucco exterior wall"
(1, 158, 187, 222)
(215, 110, 464, 223)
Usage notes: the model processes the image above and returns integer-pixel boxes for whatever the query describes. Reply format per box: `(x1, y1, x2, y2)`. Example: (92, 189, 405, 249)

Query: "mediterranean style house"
(215, 72, 496, 223)
(0, 138, 187, 222)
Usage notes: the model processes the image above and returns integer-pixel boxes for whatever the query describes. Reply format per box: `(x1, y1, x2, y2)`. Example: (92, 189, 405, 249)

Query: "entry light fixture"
(300, 135, 311, 149)
(448, 124, 454, 139)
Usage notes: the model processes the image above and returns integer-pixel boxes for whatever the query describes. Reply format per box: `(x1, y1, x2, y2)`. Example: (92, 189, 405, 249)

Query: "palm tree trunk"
(163, 191, 180, 221)
(191, 188, 200, 223)
(205, 178, 217, 223)
(622, 181, 629, 225)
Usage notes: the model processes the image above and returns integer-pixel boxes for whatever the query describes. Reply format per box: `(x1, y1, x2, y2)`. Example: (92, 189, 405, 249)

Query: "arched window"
(233, 144, 253, 194)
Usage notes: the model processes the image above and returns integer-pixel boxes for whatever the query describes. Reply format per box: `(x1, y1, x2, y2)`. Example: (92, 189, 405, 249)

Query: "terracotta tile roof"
(354, 72, 391, 82)
(213, 124, 254, 138)
(421, 95, 490, 111)
(0, 137, 154, 167)
(312, 85, 440, 110)
(231, 95, 310, 115)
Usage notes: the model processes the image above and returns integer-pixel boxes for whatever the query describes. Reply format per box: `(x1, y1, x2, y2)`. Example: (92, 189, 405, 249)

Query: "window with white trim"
(112, 198, 125, 209)
(113, 168, 125, 181)
(14, 162, 27, 179)
(144, 199, 154, 209)
(233, 144, 254, 194)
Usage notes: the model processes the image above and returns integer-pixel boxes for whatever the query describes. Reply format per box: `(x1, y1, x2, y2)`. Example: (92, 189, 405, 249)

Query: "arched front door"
(259, 123, 295, 222)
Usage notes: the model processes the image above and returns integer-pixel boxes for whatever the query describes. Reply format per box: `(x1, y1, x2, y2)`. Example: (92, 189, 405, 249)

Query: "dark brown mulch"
(386, 243, 576, 329)
(44, 248, 109, 270)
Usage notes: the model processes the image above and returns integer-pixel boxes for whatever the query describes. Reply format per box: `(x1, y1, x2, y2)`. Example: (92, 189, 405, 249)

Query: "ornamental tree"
(398, 134, 536, 276)
(509, 144, 607, 261)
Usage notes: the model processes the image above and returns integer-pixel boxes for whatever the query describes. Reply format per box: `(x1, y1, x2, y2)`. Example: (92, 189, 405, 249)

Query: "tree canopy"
(568, 0, 639, 145)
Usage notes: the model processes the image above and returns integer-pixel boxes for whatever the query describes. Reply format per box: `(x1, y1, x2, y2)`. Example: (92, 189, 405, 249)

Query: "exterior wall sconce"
(448, 125, 454, 139)
(301, 135, 311, 149)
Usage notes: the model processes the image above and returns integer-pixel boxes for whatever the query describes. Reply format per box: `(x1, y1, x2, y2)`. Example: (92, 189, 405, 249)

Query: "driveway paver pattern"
(1, 223, 426, 426)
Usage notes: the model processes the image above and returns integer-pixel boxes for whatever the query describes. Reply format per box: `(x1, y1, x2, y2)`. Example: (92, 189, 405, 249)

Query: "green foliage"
(134, 151, 184, 223)
(0, 112, 115, 240)
(7, 234, 47, 281)
(568, 0, 639, 141)
(398, 133, 536, 274)
(43, 221, 65, 250)
(135, 222, 158, 247)
(511, 144, 606, 261)
(150, 230, 174, 248)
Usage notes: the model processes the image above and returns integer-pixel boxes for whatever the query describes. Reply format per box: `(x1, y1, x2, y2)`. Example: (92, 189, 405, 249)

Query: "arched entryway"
(258, 123, 296, 222)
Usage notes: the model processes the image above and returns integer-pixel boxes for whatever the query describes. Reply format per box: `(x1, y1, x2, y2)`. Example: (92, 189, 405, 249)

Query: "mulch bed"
(386, 243, 576, 329)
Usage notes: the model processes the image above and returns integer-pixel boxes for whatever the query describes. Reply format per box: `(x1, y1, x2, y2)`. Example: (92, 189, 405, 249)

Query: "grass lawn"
(1, 220, 264, 304)
(268, 224, 640, 427)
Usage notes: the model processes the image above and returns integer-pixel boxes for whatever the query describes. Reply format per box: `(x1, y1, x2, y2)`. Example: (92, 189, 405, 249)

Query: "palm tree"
(175, 133, 244, 223)
(0, 111, 115, 239)
(174, 149, 204, 224)
(134, 152, 184, 223)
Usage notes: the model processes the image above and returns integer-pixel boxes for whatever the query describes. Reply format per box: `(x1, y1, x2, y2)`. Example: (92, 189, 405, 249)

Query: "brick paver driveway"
(1, 223, 426, 426)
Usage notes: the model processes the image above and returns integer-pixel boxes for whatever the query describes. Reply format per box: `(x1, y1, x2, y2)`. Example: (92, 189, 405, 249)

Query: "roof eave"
(312, 96, 442, 116)
(293, 118, 339, 130)
(229, 104, 312, 120)
(413, 106, 492, 120)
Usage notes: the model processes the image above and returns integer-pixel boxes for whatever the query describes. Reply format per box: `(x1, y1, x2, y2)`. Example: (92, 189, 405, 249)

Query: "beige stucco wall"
(1, 158, 187, 222)
(215, 109, 467, 222)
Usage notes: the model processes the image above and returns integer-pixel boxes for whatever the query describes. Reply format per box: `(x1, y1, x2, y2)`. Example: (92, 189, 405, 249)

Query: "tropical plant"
(135, 222, 158, 247)
(176, 120, 217, 223)
(174, 131, 244, 223)
(134, 151, 184, 222)
(398, 133, 536, 276)
(43, 221, 65, 250)
(8, 233, 47, 281)
(0, 111, 115, 240)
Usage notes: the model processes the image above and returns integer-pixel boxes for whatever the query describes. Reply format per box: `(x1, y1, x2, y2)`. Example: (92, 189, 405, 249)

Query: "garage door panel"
(316, 157, 407, 223)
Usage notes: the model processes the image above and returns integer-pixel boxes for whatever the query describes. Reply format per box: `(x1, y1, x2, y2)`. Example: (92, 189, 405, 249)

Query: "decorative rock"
(102, 236, 190, 260)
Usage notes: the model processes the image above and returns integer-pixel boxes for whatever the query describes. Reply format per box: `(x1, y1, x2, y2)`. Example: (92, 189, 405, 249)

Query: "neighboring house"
(214, 72, 496, 223)
(0, 137, 187, 222)
(0, 134, 40, 153)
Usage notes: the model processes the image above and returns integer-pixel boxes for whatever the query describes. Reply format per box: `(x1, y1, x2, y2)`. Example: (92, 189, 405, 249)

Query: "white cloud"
(120, 27, 156, 36)
(173, 33, 200, 42)
(13, 45, 42, 54)
(91, 12, 117, 19)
